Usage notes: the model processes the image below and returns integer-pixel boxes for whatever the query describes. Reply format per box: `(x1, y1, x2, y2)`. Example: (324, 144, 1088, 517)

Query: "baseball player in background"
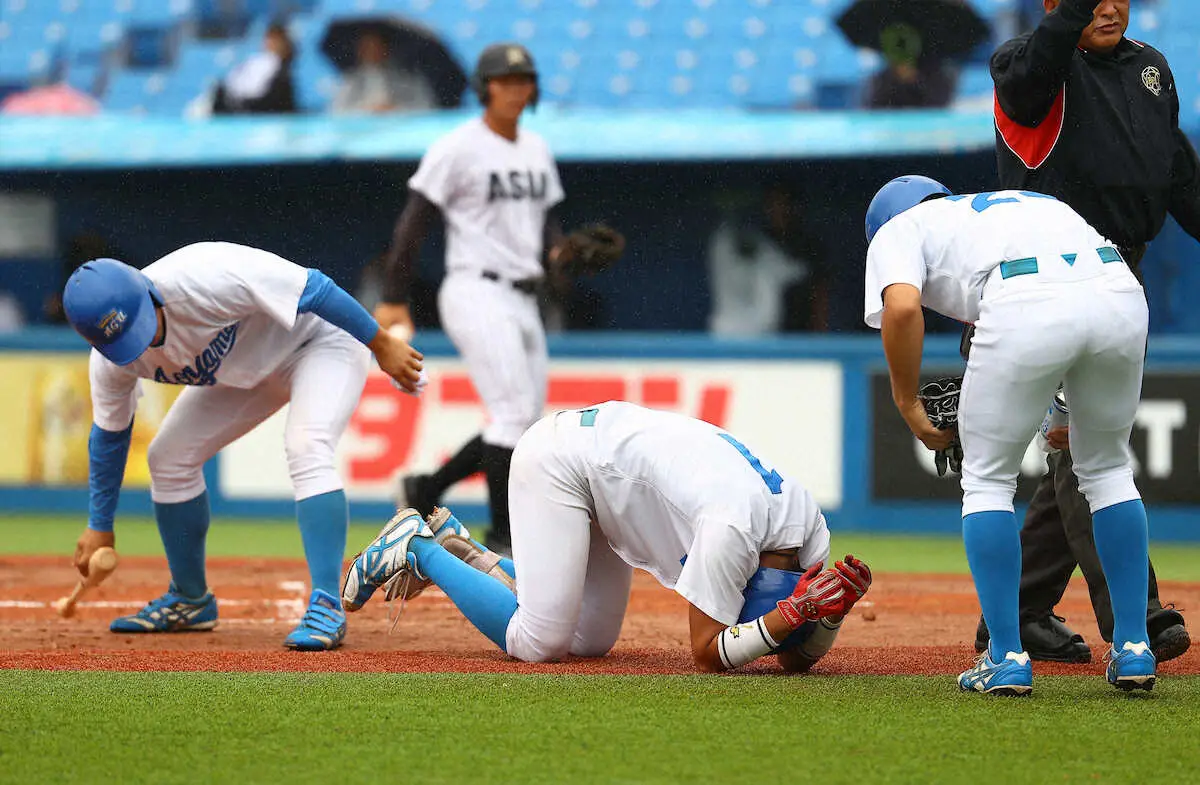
(865, 176, 1155, 695)
(63, 244, 423, 651)
(341, 401, 872, 672)
(372, 42, 623, 555)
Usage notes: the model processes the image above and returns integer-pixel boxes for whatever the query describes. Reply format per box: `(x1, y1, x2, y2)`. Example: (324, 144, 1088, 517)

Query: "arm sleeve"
(675, 517, 760, 627)
(990, 0, 1094, 126)
(863, 219, 927, 329)
(380, 190, 439, 304)
(87, 422, 132, 533)
(297, 269, 381, 344)
(1168, 74, 1200, 241)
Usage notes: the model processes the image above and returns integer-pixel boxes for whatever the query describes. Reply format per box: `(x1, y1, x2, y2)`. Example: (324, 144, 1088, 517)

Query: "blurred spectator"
(707, 185, 827, 335)
(1, 83, 100, 116)
(211, 22, 298, 115)
(332, 30, 436, 114)
(865, 23, 958, 109)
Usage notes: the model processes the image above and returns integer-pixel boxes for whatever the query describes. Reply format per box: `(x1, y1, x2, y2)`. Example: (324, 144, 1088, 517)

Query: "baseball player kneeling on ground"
(865, 177, 1155, 695)
(64, 243, 423, 651)
(341, 401, 870, 672)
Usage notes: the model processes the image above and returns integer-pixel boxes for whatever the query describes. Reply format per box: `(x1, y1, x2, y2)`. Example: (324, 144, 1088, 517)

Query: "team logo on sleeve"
(97, 309, 127, 339)
(1141, 66, 1162, 96)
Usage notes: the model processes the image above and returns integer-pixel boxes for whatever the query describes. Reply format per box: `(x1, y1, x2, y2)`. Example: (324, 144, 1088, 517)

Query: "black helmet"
(471, 42, 539, 107)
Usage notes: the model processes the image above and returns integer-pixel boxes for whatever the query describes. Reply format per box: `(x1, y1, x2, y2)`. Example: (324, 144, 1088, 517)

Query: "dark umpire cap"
(471, 42, 539, 106)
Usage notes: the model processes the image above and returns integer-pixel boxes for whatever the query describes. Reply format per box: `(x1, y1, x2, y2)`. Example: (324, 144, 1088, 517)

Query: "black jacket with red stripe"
(991, 0, 1200, 258)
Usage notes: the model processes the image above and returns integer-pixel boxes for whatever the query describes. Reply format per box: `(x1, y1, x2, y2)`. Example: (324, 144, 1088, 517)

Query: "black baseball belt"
(481, 270, 542, 295)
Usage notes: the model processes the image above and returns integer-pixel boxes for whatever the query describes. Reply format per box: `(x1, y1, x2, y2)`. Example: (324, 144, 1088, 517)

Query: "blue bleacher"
(0, 0, 1191, 116)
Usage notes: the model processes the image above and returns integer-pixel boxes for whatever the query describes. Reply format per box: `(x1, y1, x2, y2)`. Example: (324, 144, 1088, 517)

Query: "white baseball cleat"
(341, 508, 433, 612)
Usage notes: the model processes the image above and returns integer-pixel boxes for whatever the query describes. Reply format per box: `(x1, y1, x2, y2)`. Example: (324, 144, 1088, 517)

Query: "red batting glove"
(833, 554, 872, 611)
(776, 564, 846, 630)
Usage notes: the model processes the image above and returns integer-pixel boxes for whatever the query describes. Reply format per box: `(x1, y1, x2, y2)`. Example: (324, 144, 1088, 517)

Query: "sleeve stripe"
(755, 618, 777, 651)
(717, 631, 732, 670)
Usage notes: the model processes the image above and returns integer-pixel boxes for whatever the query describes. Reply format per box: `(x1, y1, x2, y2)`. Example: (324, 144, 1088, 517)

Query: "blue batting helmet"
(738, 565, 817, 650)
(63, 258, 162, 366)
(865, 175, 952, 244)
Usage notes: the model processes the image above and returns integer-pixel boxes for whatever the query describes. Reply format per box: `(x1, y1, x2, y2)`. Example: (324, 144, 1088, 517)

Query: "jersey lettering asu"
(409, 118, 564, 280)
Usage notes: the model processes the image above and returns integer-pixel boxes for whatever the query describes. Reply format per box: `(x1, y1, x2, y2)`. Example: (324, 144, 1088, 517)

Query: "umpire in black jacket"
(972, 0, 1200, 664)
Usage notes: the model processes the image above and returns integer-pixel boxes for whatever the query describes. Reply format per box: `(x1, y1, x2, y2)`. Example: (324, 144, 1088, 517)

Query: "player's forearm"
(88, 421, 133, 533)
(380, 192, 437, 304)
(880, 291, 926, 408)
(297, 269, 380, 344)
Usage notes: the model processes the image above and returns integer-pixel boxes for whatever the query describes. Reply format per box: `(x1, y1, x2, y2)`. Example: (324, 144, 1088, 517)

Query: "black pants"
(1019, 449, 1162, 642)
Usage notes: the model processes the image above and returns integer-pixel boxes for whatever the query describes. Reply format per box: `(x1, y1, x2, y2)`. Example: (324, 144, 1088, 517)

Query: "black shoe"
(401, 474, 437, 517)
(1148, 606, 1190, 663)
(484, 532, 512, 560)
(974, 614, 1092, 663)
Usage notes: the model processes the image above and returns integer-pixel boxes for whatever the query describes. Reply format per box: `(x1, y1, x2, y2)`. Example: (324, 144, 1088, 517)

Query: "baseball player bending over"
(373, 42, 623, 554)
(64, 243, 423, 650)
(865, 177, 1155, 695)
(341, 402, 870, 672)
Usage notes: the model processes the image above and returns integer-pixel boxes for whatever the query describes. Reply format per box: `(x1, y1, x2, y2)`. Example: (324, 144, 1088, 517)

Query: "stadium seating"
(0, 0, 1191, 116)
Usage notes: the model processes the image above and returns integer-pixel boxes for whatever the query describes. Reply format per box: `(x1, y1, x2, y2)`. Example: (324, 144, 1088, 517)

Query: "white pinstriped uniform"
(411, 118, 564, 448)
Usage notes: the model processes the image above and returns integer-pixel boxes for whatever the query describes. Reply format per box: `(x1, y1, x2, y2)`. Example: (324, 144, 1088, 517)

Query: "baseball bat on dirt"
(55, 547, 119, 618)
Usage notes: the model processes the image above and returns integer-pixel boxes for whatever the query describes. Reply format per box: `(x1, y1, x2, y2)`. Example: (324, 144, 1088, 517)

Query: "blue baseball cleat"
(110, 586, 218, 633)
(341, 507, 433, 612)
(958, 650, 1033, 697)
(284, 589, 346, 651)
(1106, 641, 1156, 691)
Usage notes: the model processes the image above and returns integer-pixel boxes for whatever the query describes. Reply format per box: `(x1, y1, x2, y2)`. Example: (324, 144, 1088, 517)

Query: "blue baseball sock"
(498, 557, 515, 580)
(962, 510, 1022, 661)
(1092, 499, 1150, 648)
(155, 492, 211, 599)
(410, 536, 517, 650)
(296, 490, 349, 601)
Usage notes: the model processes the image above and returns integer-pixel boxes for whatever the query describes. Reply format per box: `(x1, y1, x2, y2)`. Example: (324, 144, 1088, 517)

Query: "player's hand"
(74, 528, 115, 578)
(370, 328, 424, 393)
(1046, 426, 1069, 451)
(373, 302, 415, 337)
(899, 399, 955, 451)
(833, 555, 872, 611)
(776, 564, 846, 630)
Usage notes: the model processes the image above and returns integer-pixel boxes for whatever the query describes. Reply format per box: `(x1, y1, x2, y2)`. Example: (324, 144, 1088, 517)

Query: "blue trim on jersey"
(999, 258, 1038, 279)
(87, 421, 133, 532)
(297, 269, 379, 345)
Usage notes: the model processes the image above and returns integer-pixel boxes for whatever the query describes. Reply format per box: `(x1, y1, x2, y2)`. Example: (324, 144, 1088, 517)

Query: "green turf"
(5, 513, 1200, 580)
(0, 671, 1195, 785)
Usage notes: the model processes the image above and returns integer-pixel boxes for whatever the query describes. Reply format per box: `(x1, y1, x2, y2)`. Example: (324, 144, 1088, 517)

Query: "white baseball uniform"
(503, 401, 831, 662)
(411, 118, 564, 448)
(864, 190, 1147, 517)
(88, 242, 370, 503)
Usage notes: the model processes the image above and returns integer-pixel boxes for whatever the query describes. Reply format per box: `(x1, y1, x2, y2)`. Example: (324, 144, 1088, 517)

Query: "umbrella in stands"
(836, 0, 991, 60)
(321, 17, 467, 108)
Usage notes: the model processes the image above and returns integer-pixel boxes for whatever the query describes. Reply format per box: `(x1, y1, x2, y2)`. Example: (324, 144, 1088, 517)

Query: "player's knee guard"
(440, 534, 516, 591)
